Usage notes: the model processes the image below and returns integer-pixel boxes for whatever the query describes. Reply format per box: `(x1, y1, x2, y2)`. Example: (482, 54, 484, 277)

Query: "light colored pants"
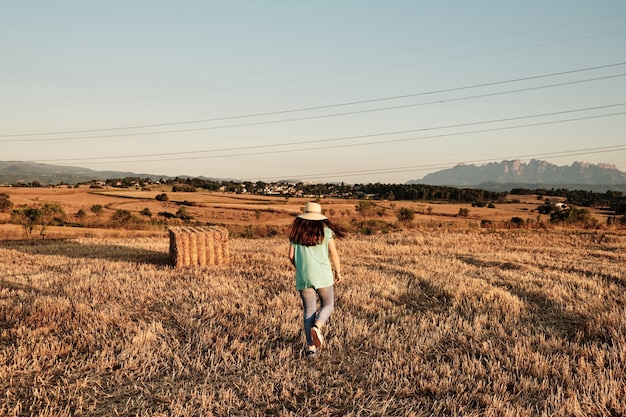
(299, 286, 334, 346)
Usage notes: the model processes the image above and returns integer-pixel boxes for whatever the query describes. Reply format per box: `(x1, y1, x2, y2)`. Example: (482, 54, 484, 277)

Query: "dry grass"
(1, 187, 617, 230)
(1, 228, 625, 416)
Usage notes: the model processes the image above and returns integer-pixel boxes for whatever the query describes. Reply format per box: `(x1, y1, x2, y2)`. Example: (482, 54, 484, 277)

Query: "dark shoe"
(311, 325, 324, 349)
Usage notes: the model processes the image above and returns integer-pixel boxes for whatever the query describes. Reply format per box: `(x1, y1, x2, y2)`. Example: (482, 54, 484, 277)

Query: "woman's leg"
(299, 288, 318, 346)
(314, 285, 334, 327)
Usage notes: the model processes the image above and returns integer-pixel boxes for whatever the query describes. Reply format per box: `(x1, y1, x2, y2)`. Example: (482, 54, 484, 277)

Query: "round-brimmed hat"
(297, 202, 327, 220)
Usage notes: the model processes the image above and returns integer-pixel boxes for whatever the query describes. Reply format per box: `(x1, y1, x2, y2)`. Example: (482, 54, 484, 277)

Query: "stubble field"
(1, 225, 625, 416)
(1, 186, 600, 232)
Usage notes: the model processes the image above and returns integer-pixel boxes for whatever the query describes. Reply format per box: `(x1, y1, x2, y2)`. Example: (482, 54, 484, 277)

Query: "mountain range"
(1, 160, 626, 193)
(408, 160, 626, 192)
(0, 161, 169, 185)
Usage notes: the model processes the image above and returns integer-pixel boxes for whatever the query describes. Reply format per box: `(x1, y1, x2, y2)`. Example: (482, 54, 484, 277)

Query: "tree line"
(6, 176, 626, 211)
(167, 177, 509, 204)
(511, 188, 626, 214)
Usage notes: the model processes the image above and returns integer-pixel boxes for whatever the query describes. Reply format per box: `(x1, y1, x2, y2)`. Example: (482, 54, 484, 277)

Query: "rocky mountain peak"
(408, 159, 626, 191)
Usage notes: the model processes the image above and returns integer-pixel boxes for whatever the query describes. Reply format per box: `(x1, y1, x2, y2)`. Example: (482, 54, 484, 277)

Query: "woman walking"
(289, 202, 345, 357)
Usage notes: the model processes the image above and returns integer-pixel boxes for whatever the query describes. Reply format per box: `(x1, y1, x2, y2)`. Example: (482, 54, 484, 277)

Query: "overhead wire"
(2, 62, 625, 139)
(36, 105, 626, 164)
(4, 11, 625, 184)
(3, 73, 626, 145)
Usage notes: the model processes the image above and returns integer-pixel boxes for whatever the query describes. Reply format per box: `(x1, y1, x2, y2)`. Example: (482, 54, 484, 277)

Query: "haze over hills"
(0, 161, 243, 186)
(0, 161, 169, 185)
(2, 160, 626, 193)
(408, 160, 626, 193)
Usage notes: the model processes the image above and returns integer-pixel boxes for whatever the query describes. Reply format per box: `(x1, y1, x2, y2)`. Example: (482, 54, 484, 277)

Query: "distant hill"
(408, 160, 626, 192)
(0, 161, 241, 186)
(0, 161, 169, 185)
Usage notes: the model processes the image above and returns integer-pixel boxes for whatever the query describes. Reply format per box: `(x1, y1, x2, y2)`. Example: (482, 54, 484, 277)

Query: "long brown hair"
(289, 217, 346, 246)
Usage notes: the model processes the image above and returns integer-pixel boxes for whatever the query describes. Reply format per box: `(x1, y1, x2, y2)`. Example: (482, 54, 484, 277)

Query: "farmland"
(0, 186, 616, 239)
(0, 187, 625, 416)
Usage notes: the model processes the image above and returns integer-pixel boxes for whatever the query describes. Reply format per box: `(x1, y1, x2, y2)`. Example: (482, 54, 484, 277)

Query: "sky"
(2, 1, 626, 184)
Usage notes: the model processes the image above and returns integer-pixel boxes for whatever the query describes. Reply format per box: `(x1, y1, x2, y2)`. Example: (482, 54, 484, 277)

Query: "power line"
(2, 62, 625, 139)
(36, 106, 626, 164)
(104, 112, 626, 163)
(4, 73, 625, 144)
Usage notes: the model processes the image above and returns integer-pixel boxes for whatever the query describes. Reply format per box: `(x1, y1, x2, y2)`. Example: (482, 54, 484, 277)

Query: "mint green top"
(291, 227, 334, 290)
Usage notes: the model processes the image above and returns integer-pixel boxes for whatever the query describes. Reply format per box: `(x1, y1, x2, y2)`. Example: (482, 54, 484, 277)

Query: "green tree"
(10, 202, 65, 238)
(38, 202, 65, 237)
(11, 207, 42, 237)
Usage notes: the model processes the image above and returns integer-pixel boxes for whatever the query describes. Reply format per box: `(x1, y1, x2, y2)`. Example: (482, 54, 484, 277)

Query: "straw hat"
(297, 202, 327, 220)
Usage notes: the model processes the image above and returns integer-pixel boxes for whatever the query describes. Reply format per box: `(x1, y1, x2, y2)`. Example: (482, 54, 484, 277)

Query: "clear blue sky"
(2, 1, 625, 183)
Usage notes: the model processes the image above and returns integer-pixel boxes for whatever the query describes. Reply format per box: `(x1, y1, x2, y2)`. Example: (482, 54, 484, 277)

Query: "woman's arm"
(288, 243, 296, 267)
(328, 238, 341, 283)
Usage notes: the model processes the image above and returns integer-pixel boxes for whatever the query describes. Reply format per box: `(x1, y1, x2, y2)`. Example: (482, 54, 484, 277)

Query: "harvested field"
(1, 228, 625, 416)
(0, 187, 616, 231)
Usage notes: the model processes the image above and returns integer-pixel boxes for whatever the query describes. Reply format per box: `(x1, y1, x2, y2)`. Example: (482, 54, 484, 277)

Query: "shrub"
(397, 207, 415, 223)
(91, 204, 104, 215)
(510, 217, 524, 227)
(176, 207, 193, 221)
(10, 202, 66, 238)
(0, 193, 13, 212)
(156, 193, 169, 202)
(158, 212, 176, 219)
(357, 219, 395, 235)
(172, 184, 196, 192)
(355, 200, 376, 219)
(550, 207, 598, 228)
(537, 203, 553, 215)
(111, 209, 133, 223)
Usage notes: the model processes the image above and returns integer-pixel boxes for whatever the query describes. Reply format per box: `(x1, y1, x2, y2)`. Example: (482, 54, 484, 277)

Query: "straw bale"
(168, 226, 229, 268)
(189, 230, 198, 266)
